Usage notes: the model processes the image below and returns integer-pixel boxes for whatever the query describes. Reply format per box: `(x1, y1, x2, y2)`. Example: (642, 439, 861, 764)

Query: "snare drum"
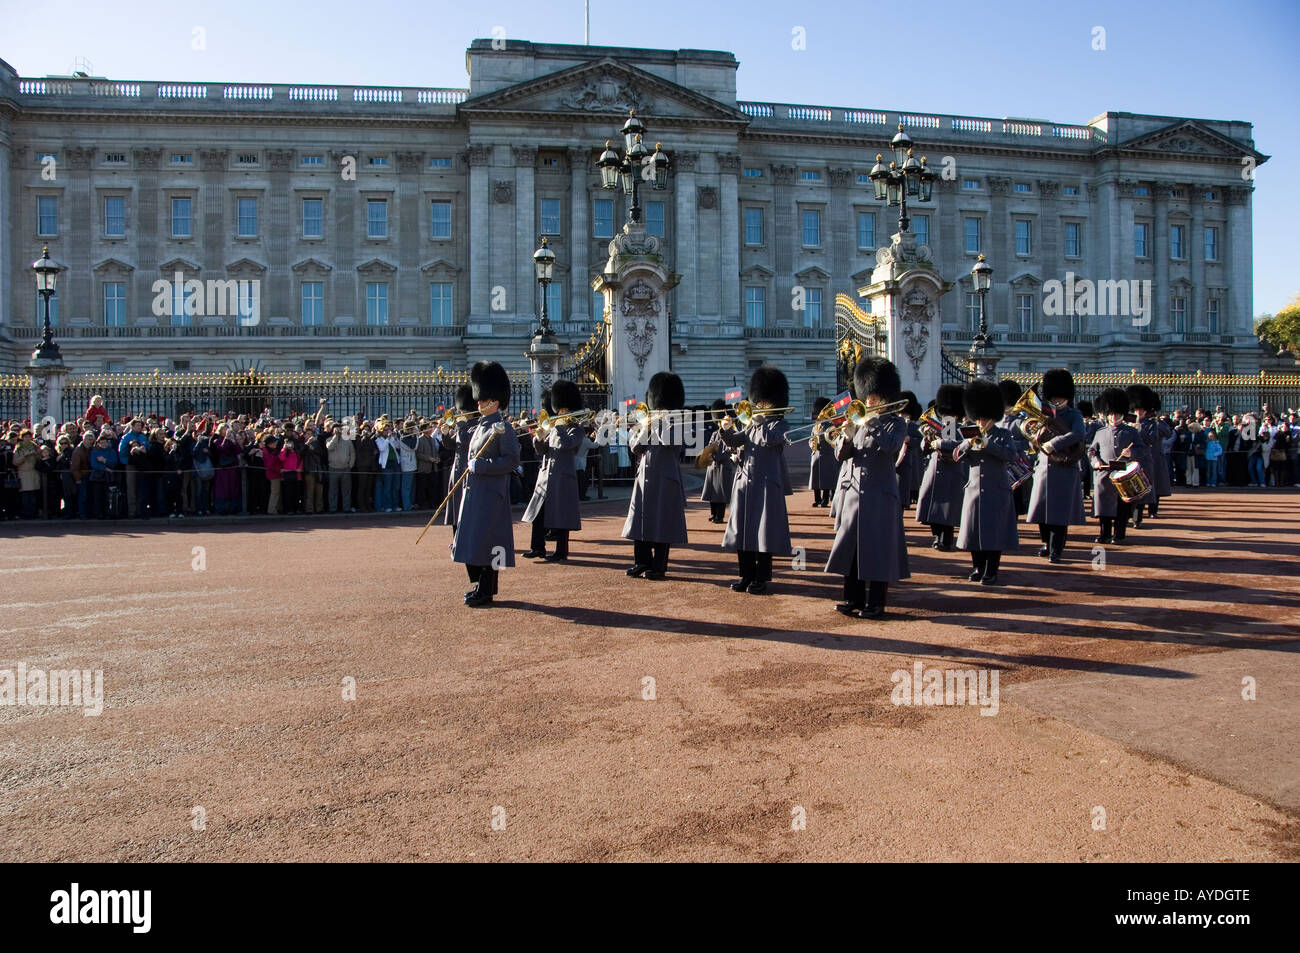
(1109, 461, 1151, 502)
(1008, 456, 1034, 490)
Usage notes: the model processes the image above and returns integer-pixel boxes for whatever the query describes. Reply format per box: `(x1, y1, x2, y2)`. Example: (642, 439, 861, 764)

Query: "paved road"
(1, 488, 1295, 861)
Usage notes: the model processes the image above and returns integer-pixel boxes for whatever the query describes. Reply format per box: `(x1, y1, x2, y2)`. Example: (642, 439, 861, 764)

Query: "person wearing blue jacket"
(89, 434, 119, 519)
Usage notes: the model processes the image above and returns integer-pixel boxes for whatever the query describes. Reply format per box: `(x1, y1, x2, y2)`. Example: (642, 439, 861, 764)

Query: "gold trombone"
(441, 408, 481, 426)
(818, 397, 911, 443)
(523, 408, 596, 437)
(718, 400, 795, 430)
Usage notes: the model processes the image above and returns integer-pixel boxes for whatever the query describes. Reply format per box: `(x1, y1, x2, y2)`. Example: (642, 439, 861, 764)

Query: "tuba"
(1014, 387, 1083, 466)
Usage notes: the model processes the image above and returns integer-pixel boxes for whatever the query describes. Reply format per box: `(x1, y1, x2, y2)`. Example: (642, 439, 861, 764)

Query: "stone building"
(0, 39, 1267, 411)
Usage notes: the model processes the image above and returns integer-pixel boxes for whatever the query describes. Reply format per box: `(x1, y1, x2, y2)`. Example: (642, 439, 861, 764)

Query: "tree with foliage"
(1256, 291, 1300, 356)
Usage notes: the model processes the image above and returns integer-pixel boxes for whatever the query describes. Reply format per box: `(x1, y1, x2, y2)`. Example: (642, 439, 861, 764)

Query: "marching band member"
(807, 396, 838, 508)
(622, 371, 688, 580)
(1025, 368, 1086, 564)
(1125, 384, 1170, 524)
(443, 384, 476, 530)
(700, 398, 737, 523)
(829, 383, 855, 522)
(1087, 387, 1148, 544)
(825, 357, 910, 620)
(954, 380, 1021, 586)
(1000, 378, 1033, 516)
(719, 366, 792, 595)
(915, 384, 967, 552)
(521, 379, 584, 562)
(894, 391, 924, 511)
(1077, 399, 1099, 502)
(451, 361, 521, 607)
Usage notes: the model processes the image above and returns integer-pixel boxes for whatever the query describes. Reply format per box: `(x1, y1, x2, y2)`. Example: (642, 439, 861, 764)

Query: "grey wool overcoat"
(1088, 422, 1149, 517)
(1025, 405, 1087, 526)
(956, 425, 1021, 552)
(450, 412, 521, 568)
(443, 420, 474, 528)
(522, 423, 583, 531)
(621, 420, 689, 545)
(825, 414, 911, 582)
(719, 418, 792, 554)
(915, 437, 966, 527)
(700, 429, 737, 503)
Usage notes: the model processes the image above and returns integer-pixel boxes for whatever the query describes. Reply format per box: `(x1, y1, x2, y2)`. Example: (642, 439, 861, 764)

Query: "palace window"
(37, 196, 57, 236)
(1015, 219, 1032, 256)
(745, 287, 766, 327)
(743, 168, 762, 178)
(236, 153, 258, 166)
(170, 153, 193, 165)
(801, 209, 821, 246)
(804, 288, 823, 328)
(964, 217, 981, 254)
(1171, 296, 1187, 333)
(236, 197, 259, 237)
(367, 199, 387, 238)
(1134, 223, 1149, 257)
(367, 156, 389, 167)
(1207, 298, 1220, 334)
(593, 199, 614, 239)
(1064, 221, 1081, 257)
(34, 289, 59, 326)
(966, 293, 981, 332)
(914, 214, 929, 246)
(1014, 182, 1032, 193)
(431, 200, 452, 240)
(1133, 185, 1149, 196)
(103, 283, 126, 327)
(857, 212, 875, 249)
(237, 284, 257, 326)
(302, 198, 323, 238)
(1204, 226, 1219, 261)
(170, 283, 194, 326)
(962, 179, 980, 191)
(103, 153, 126, 165)
(104, 196, 126, 237)
(430, 283, 453, 326)
(1016, 293, 1035, 333)
(800, 170, 821, 182)
(1170, 224, 1185, 259)
(646, 201, 665, 237)
(1063, 185, 1080, 196)
(744, 207, 763, 245)
(301, 282, 323, 326)
(366, 282, 389, 325)
(539, 198, 562, 236)
(171, 197, 192, 237)
(301, 155, 324, 167)
(545, 281, 564, 322)
(429, 157, 452, 168)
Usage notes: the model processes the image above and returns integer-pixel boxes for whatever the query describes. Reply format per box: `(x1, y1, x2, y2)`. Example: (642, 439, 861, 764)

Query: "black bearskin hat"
(811, 395, 831, 418)
(1096, 387, 1130, 416)
(1146, 389, 1163, 413)
(1077, 399, 1094, 418)
(898, 390, 923, 420)
(749, 365, 789, 408)
(1125, 384, 1153, 415)
(646, 371, 685, 411)
(550, 379, 582, 414)
(1042, 368, 1076, 403)
(853, 356, 901, 402)
(964, 380, 1005, 422)
(998, 379, 1023, 412)
(454, 384, 476, 414)
(540, 387, 554, 417)
(935, 384, 965, 418)
(470, 361, 511, 406)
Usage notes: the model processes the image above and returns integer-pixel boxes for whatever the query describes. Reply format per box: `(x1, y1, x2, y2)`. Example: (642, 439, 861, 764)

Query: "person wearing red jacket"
(84, 396, 111, 428)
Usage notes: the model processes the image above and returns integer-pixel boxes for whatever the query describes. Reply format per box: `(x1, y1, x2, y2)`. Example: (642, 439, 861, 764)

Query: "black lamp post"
(31, 245, 65, 361)
(597, 110, 669, 227)
(532, 237, 556, 338)
(868, 124, 937, 235)
(967, 254, 999, 380)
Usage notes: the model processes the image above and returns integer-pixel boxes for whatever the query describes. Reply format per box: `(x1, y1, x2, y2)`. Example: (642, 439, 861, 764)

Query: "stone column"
(513, 147, 537, 326)
(717, 153, 742, 322)
(1153, 188, 1169, 333)
(771, 164, 797, 328)
(568, 148, 590, 326)
(1188, 189, 1204, 332)
(0, 121, 13, 333)
(672, 152, 698, 323)
(132, 148, 163, 326)
(395, 150, 425, 324)
(466, 144, 492, 324)
(987, 176, 1011, 330)
(267, 149, 297, 322)
(1226, 186, 1251, 336)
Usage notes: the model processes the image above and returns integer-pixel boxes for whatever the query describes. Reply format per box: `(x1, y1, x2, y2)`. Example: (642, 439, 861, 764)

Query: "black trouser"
(415, 471, 434, 509)
(709, 500, 726, 521)
(844, 553, 889, 609)
(929, 523, 955, 548)
(577, 469, 589, 500)
(1147, 496, 1160, 517)
(529, 505, 570, 557)
(633, 540, 669, 573)
(466, 564, 498, 596)
(737, 550, 772, 584)
(970, 549, 1002, 575)
(1038, 523, 1067, 555)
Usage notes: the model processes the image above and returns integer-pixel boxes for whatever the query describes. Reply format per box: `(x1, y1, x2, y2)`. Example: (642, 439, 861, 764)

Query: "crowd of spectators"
(1160, 405, 1299, 488)
(0, 396, 616, 522)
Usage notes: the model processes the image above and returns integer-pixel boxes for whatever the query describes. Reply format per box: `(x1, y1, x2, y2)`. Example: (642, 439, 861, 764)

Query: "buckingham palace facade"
(0, 39, 1267, 408)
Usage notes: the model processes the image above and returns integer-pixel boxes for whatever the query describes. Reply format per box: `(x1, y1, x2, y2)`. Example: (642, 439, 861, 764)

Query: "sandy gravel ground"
(0, 488, 1296, 861)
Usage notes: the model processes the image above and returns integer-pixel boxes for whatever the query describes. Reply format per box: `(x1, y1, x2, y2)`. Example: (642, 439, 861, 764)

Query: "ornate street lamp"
(598, 110, 669, 226)
(532, 237, 556, 338)
(31, 244, 65, 361)
(967, 254, 999, 381)
(868, 124, 938, 235)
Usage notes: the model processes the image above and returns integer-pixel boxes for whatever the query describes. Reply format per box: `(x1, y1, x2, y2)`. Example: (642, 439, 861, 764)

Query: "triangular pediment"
(225, 257, 267, 275)
(741, 264, 775, 280)
(795, 265, 831, 282)
(419, 258, 461, 276)
(159, 257, 201, 274)
(93, 257, 134, 274)
(460, 57, 748, 125)
(357, 258, 397, 275)
(1121, 120, 1265, 161)
(291, 257, 333, 275)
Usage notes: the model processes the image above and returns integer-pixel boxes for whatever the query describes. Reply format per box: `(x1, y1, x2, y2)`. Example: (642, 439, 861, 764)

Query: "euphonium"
(1011, 387, 1052, 442)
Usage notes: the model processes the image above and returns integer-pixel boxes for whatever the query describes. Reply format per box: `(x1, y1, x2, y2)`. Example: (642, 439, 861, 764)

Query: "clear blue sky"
(4, 0, 1295, 315)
